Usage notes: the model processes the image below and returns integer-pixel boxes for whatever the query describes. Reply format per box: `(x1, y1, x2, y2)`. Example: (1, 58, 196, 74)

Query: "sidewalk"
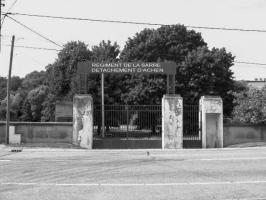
(1, 143, 266, 153)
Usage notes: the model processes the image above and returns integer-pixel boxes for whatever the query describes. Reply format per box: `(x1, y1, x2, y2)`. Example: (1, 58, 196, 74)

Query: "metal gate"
(183, 104, 202, 148)
(93, 105, 162, 149)
(92, 104, 201, 148)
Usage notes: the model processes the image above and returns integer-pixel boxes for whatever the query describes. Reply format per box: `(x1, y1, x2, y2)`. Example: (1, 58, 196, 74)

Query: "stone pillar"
(73, 95, 93, 149)
(162, 95, 183, 149)
(200, 96, 223, 148)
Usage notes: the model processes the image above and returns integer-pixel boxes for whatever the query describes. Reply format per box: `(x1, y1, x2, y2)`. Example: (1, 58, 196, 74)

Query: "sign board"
(77, 61, 177, 75)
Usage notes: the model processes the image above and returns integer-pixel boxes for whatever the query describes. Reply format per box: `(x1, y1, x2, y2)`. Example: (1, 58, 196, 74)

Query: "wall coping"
(0, 121, 73, 126)
(224, 123, 266, 127)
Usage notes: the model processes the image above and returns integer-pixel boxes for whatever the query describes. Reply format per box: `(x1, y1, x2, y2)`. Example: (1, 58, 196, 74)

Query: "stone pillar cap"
(201, 95, 222, 99)
(163, 94, 181, 98)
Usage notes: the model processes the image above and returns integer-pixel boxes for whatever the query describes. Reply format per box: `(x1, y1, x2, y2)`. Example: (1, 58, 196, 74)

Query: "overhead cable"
(2, 12, 266, 33)
(6, 15, 62, 48)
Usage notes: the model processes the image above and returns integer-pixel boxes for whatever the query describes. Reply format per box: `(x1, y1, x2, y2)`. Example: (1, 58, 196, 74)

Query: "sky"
(0, 0, 266, 80)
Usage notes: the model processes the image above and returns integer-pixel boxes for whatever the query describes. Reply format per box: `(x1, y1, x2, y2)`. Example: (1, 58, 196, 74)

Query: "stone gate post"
(199, 96, 223, 148)
(162, 95, 183, 149)
(73, 95, 93, 149)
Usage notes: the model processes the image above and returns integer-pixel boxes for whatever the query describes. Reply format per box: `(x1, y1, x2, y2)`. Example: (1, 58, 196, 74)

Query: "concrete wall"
(1, 122, 266, 148)
(224, 124, 266, 147)
(0, 122, 73, 144)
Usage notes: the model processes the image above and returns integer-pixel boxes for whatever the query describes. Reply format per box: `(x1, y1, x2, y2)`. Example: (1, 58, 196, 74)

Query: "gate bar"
(101, 73, 105, 137)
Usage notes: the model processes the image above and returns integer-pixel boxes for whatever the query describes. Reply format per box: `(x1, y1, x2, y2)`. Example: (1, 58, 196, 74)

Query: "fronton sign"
(77, 61, 177, 75)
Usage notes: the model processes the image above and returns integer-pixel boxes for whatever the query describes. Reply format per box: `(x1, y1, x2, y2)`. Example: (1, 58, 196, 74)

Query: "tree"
(42, 40, 121, 121)
(22, 85, 49, 122)
(0, 90, 26, 121)
(91, 40, 122, 104)
(232, 86, 266, 124)
(178, 46, 235, 116)
(120, 25, 235, 116)
(120, 25, 206, 104)
(21, 71, 47, 91)
(41, 93, 56, 122)
(41, 41, 92, 121)
(0, 76, 23, 121)
(46, 41, 92, 100)
(90, 40, 121, 132)
(0, 94, 15, 121)
(121, 25, 206, 63)
(0, 76, 23, 100)
(91, 40, 120, 62)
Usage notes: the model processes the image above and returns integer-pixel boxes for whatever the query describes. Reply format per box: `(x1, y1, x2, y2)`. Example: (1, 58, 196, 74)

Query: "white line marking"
(1, 180, 266, 187)
(225, 198, 266, 200)
(0, 160, 11, 162)
(193, 157, 266, 161)
(16, 156, 266, 163)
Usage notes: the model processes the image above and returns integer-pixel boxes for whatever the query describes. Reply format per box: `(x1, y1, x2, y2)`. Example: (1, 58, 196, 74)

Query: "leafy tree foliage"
(0, 76, 23, 121)
(120, 25, 207, 104)
(178, 46, 235, 116)
(121, 25, 206, 62)
(120, 25, 235, 116)
(232, 86, 266, 124)
(41, 41, 92, 121)
(90, 40, 121, 104)
(22, 85, 49, 121)
(21, 71, 47, 91)
(46, 41, 92, 100)
(0, 76, 23, 100)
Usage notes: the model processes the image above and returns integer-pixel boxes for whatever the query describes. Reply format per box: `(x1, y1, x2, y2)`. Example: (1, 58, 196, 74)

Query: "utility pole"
(6, 35, 15, 145)
(0, 0, 5, 52)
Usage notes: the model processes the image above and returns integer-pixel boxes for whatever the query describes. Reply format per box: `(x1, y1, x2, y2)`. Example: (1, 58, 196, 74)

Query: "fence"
(93, 105, 162, 139)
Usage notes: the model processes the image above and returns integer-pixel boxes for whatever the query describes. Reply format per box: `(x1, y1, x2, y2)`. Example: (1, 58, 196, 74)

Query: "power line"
(3, 12, 266, 33)
(2, 12, 266, 66)
(235, 61, 266, 66)
(6, 15, 62, 48)
(1, 0, 18, 26)
(2, 44, 266, 66)
(3, 44, 60, 51)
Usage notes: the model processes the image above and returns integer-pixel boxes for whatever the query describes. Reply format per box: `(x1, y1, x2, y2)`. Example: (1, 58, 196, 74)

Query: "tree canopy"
(120, 25, 235, 115)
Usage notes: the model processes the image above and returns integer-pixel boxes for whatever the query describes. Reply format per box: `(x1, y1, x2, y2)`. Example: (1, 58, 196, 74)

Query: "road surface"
(1, 147, 266, 200)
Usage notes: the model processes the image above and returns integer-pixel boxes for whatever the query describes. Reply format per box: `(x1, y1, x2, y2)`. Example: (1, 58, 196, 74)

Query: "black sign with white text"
(77, 61, 177, 75)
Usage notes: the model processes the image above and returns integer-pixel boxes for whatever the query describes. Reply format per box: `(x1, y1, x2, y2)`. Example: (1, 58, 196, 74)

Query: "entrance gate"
(76, 61, 177, 149)
(92, 104, 202, 149)
(183, 104, 202, 148)
(93, 105, 162, 149)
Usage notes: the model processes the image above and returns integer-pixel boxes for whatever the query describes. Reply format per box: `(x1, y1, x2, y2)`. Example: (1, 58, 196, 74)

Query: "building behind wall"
(245, 78, 266, 89)
(55, 101, 73, 122)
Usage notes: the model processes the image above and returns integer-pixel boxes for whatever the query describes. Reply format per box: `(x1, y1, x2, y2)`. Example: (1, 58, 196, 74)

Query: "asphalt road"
(1, 147, 266, 200)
